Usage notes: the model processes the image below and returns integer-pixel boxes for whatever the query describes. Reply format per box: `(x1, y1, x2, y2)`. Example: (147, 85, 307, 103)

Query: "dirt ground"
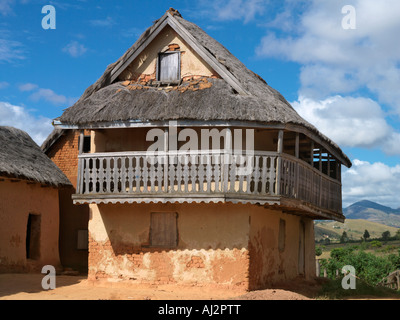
(0, 273, 319, 300)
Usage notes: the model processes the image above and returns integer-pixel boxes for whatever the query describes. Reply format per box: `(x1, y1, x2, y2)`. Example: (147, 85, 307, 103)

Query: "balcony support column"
(310, 141, 314, 166)
(275, 130, 284, 195)
(78, 130, 84, 155)
(164, 128, 169, 192)
(295, 132, 299, 198)
(77, 130, 84, 193)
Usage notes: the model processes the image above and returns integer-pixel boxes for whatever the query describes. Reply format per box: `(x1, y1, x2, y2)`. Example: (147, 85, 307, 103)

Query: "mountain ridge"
(344, 200, 400, 227)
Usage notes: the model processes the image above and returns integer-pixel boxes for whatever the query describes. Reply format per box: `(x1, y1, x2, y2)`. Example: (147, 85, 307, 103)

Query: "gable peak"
(166, 8, 182, 18)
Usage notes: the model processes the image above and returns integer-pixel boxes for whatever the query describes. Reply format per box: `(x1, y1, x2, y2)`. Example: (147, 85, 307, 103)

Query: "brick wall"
(46, 130, 90, 188)
(46, 130, 79, 188)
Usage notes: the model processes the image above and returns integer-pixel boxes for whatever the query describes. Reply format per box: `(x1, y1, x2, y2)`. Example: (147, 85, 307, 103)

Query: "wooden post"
(295, 132, 299, 198)
(316, 259, 320, 277)
(164, 128, 169, 192)
(310, 141, 314, 166)
(319, 149, 322, 172)
(327, 153, 331, 177)
(78, 130, 84, 155)
(276, 130, 284, 195)
(77, 130, 84, 194)
(295, 132, 299, 159)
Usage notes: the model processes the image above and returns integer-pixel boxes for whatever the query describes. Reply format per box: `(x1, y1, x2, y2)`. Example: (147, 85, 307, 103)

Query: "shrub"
(320, 246, 399, 286)
(370, 240, 382, 248)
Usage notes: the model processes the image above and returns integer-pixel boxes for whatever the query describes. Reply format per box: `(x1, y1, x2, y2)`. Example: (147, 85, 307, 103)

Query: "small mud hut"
(0, 126, 71, 273)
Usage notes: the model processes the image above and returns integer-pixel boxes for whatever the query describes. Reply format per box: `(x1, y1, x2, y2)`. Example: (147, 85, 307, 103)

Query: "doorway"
(26, 213, 41, 260)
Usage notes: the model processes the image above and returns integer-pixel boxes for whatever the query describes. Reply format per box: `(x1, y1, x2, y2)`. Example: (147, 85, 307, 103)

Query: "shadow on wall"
(59, 187, 89, 274)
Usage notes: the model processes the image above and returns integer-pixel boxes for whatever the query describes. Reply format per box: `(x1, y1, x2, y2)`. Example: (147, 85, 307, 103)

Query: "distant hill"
(315, 219, 399, 242)
(343, 200, 400, 228)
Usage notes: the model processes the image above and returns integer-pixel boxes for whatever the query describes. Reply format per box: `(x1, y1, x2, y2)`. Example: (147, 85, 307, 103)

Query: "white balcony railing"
(75, 150, 342, 213)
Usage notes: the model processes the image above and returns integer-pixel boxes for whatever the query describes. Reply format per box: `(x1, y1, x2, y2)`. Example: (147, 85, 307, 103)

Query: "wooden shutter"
(150, 212, 178, 247)
(158, 52, 180, 81)
(77, 229, 88, 250)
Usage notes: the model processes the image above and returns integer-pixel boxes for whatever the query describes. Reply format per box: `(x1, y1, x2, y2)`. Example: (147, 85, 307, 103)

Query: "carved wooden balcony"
(73, 150, 344, 221)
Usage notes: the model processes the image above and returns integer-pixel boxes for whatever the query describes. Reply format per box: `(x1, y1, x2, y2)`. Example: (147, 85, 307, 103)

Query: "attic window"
(158, 52, 180, 82)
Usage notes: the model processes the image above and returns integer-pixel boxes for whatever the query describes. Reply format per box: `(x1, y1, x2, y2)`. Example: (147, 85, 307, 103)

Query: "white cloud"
(0, 101, 53, 145)
(18, 82, 38, 92)
(342, 159, 400, 208)
(0, 81, 9, 89)
(0, 38, 25, 62)
(257, 0, 400, 113)
(291, 95, 400, 153)
(62, 40, 87, 58)
(196, 0, 266, 24)
(18, 83, 76, 106)
(0, 0, 13, 16)
(89, 16, 114, 27)
(29, 88, 68, 105)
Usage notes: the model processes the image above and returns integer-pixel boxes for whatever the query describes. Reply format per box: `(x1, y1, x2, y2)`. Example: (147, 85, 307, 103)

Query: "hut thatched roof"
(54, 9, 351, 167)
(0, 126, 71, 187)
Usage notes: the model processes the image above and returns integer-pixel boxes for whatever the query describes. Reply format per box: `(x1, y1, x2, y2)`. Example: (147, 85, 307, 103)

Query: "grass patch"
(316, 278, 400, 300)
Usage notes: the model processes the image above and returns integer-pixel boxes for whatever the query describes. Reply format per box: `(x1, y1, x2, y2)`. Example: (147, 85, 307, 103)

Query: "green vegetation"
(317, 278, 400, 299)
(318, 247, 400, 286)
(316, 228, 400, 298)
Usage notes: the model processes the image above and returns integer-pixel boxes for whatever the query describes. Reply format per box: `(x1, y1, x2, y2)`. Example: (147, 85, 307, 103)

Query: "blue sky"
(1, 0, 400, 208)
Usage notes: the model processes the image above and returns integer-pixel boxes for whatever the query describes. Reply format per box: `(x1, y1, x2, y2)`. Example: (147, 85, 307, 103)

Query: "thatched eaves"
(0, 126, 71, 187)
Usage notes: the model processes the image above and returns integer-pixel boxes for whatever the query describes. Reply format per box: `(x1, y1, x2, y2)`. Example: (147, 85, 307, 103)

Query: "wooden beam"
(295, 132, 299, 158)
(110, 15, 170, 82)
(310, 141, 314, 166)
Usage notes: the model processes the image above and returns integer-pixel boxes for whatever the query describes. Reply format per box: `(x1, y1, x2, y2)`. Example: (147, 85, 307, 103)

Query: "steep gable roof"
(53, 8, 351, 167)
(0, 126, 71, 187)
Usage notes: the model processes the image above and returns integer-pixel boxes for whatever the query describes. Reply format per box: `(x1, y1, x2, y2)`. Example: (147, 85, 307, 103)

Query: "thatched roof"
(0, 126, 71, 187)
(54, 9, 351, 167)
(41, 127, 65, 153)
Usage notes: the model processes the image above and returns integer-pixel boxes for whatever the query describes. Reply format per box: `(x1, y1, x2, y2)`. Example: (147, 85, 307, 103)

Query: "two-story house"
(48, 8, 351, 290)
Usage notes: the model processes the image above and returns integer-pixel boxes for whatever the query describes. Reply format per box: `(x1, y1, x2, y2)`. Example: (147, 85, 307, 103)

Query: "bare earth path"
(0, 273, 312, 300)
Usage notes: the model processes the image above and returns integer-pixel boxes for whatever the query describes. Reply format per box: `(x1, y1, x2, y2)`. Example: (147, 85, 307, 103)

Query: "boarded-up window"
(158, 52, 180, 81)
(77, 229, 88, 250)
(278, 219, 286, 252)
(150, 212, 178, 247)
